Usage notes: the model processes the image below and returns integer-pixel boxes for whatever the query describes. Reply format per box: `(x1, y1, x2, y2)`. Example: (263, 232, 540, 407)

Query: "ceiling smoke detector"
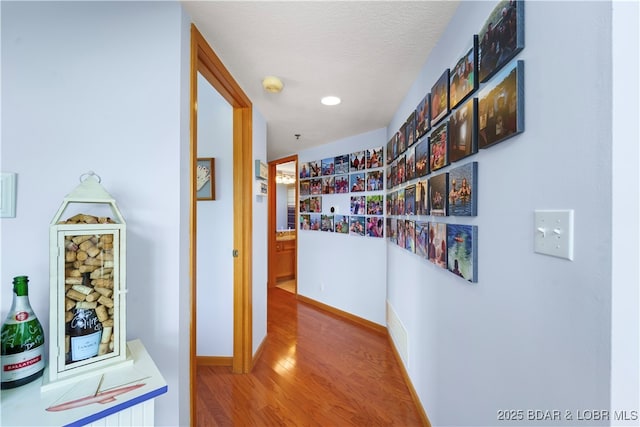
(262, 76, 284, 93)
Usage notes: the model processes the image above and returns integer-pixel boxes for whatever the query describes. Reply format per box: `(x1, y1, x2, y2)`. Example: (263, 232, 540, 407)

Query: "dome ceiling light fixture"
(262, 76, 284, 93)
(321, 96, 341, 106)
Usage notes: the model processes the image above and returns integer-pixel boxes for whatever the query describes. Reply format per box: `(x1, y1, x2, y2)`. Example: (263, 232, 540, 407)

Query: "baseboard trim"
(296, 294, 386, 335)
(387, 333, 431, 427)
(251, 335, 267, 370)
(196, 356, 233, 367)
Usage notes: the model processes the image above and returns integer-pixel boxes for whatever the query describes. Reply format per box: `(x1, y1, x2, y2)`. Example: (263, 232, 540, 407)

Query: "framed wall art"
(321, 157, 335, 176)
(448, 162, 478, 217)
(197, 158, 215, 201)
(321, 214, 334, 232)
(478, 59, 524, 149)
(335, 154, 350, 174)
(335, 216, 350, 234)
(449, 97, 478, 163)
(450, 36, 478, 109)
(429, 173, 448, 216)
(349, 216, 366, 236)
(366, 147, 384, 169)
(350, 172, 365, 192)
(415, 93, 431, 140)
(429, 122, 449, 172)
(405, 220, 416, 253)
(415, 179, 428, 216)
(447, 224, 478, 283)
(350, 151, 366, 171)
(415, 137, 429, 177)
(430, 69, 450, 126)
(415, 222, 429, 258)
(335, 174, 349, 193)
(428, 222, 447, 268)
(367, 217, 384, 238)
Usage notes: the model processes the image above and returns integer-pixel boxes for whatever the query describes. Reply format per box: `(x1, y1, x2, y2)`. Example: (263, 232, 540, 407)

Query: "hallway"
(196, 287, 424, 426)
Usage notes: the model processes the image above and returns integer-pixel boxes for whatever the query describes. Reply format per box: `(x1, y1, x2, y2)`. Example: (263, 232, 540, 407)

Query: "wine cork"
(65, 277, 83, 285)
(98, 343, 109, 355)
(102, 319, 114, 327)
(65, 336, 70, 353)
(65, 298, 76, 311)
(66, 289, 86, 301)
(101, 326, 112, 344)
(79, 240, 94, 252)
(92, 279, 113, 289)
(72, 235, 92, 245)
(84, 258, 104, 267)
(94, 287, 113, 298)
(68, 269, 81, 278)
(85, 292, 100, 302)
(86, 246, 101, 258)
(80, 214, 98, 224)
(96, 252, 113, 261)
(97, 295, 114, 308)
(99, 235, 114, 244)
(65, 311, 73, 322)
(65, 251, 77, 262)
(76, 251, 88, 261)
(78, 265, 97, 273)
(95, 305, 109, 322)
(71, 284, 93, 295)
(76, 301, 97, 309)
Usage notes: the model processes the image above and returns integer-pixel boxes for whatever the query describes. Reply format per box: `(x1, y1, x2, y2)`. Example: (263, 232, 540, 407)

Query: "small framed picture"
(197, 158, 215, 201)
(449, 98, 478, 163)
(429, 122, 449, 172)
(430, 69, 450, 126)
(448, 162, 478, 217)
(429, 173, 449, 216)
(447, 224, 478, 282)
(450, 37, 478, 110)
(415, 93, 431, 141)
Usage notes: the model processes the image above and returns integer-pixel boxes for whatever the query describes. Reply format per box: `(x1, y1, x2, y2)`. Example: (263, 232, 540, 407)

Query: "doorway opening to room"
(268, 155, 298, 295)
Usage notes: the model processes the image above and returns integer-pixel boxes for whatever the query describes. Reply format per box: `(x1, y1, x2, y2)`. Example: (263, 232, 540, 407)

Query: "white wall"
(196, 73, 233, 356)
(1, 2, 190, 425)
(297, 128, 387, 325)
(387, 2, 626, 425)
(275, 182, 289, 230)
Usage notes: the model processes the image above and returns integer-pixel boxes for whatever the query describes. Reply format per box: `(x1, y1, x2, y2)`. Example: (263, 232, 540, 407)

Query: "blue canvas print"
(447, 224, 478, 283)
(448, 162, 478, 216)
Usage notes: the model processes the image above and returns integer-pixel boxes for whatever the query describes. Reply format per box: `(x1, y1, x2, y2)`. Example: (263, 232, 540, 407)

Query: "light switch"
(534, 209, 574, 260)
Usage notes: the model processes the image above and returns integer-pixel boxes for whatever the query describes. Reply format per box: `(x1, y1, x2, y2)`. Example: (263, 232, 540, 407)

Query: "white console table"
(1, 339, 167, 427)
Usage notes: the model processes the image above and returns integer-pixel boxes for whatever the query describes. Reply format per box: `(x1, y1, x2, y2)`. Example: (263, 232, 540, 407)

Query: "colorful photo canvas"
(309, 160, 321, 177)
(397, 155, 406, 185)
(300, 197, 310, 213)
(397, 189, 405, 216)
(350, 196, 366, 215)
(406, 145, 416, 182)
(478, 59, 524, 149)
(427, 222, 447, 268)
(449, 98, 478, 163)
(334, 174, 349, 194)
(390, 218, 398, 244)
(392, 134, 399, 161)
(349, 216, 366, 236)
(429, 121, 449, 172)
(322, 176, 335, 194)
(321, 214, 334, 232)
(415, 137, 429, 178)
(447, 224, 478, 282)
(397, 219, 406, 248)
(415, 222, 429, 258)
(334, 216, 350, 234)
(397, 126, 407, 155)
(405, 220, 415, 253)
(404, 184, 416, 216)
(309, 196, 322, 213)
(405, 112, 416, 147)
(386, 167, 393, 190)
(386, 138, 394, 166)
(350, 151, 366, 171)
(415, 179, 428, 216)
(366, 171, 384, 191)
(299, 162, 310, 179)
(310, 178, 322, 195)
(299, 214, 311, 230)
(309, 214, 321, 231)
(429, 173, 448, 216)
(300, 180, 310, 196)
(415, 93, 431, 140)
(321, 157, 335, 176)
(366, 147, 384, 169)
(430, 69, 450, 126)
(367, 217, 384, 238)
(450, 37, 478, 109)
(390, 163, 397, 189)
(350, 172, 366, 192)
(389, 191, 397, 216)
(366, 195, 384, 215)
(334, 154, 350, 174)
(448, 162, 478, 216)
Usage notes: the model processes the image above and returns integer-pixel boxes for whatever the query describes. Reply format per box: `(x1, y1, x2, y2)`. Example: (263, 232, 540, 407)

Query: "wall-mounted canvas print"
(366, 170, 384, 191)
(396, 189, 405, 216)
(450, 37, 478, 109)
(299, 162, 310, 179)
(478, 0, 524, 83)
(321, 214, 334, 232)
(309, 160, 321, 177)
(415, 222, 429, 258)
(449, 162, 478, 216)
(389, 191, 397, 216)
(322, 176, 335, 194)
(406, 145, 416, 182)
(429, 173, 448, 216)
(430, 69, 450, 126)
(390, 218, 398, 244)
(334, 154, 350, 174)
(397, 155, 406, 185)
(415, 179, 428, 216)
(415, 137, 429, 178)
(309, 214, 321, 231)
(386, 167, 393, 191)
(406, 112, 416, 147)
(405, 220, 416, 253)
(390, 163, 397, 189)
(404, 184, 416, 216)
(397, 219, 406, 248)
(447, 224, 478, 282)
(366, 147, 384, 169)
(300, 180, 310, 196)
(334, 174, 349, 193)
(300, 197, 310, 213)
(366, 195, 384, 215)
(392, 134, 399, 161)
(350, 151, 366, 171)
(449, 98, 478, 163)
(478, 59, 524, 149)
(429, 121, 449, 172)
(397, 127, 407, 156)
(350, 172, 366, 192)
(309, 196, 322, 213)
(197, 158, 215, 201)
(321, 158, 335, 176)
(385, 218, 391, 240)
(428, 222, 448, 268)
(300, 214, 311, 230)
(367, 217, 384, 238)
(335, 215, 350, 234)
(349, 216, 366, 236)
(310, 178, 322, 195)
(416, 93, 431, 140)
(386, 139, 393, 166)
(350, 195, 366, 215)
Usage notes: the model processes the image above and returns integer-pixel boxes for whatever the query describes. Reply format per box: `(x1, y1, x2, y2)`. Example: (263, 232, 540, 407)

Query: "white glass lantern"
(47, 172, 128, 385)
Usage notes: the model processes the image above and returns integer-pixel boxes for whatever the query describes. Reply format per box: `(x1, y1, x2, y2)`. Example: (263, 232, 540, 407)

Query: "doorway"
(268, 155, 298, 294)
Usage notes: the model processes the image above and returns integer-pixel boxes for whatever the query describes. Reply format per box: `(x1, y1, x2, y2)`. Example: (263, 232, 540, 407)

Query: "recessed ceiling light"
(321, 96, 341, 106)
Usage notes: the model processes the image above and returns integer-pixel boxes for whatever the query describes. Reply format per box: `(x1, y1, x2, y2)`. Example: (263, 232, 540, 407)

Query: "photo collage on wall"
(300, 146, 385, 238)
(385, 0, 525, 283)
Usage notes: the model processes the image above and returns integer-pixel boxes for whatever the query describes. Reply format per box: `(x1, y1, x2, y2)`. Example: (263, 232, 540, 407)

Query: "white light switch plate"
(534, 209, 574, 260)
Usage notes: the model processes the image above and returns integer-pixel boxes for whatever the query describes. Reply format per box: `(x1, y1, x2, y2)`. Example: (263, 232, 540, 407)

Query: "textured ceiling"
(182, 1, 460, 161)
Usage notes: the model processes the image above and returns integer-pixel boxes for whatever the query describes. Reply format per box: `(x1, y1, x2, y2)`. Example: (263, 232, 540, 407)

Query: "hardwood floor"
(196, 287, 425, 426)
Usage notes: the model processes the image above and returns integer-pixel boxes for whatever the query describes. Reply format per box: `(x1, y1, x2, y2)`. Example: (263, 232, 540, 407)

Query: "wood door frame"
(189, 24, 253, 423)
(268, 155, 298, 290)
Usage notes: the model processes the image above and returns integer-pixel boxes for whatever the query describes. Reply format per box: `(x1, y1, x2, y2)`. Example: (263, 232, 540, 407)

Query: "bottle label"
(1, 346, 45, 382)
(70, 330, 102, 361)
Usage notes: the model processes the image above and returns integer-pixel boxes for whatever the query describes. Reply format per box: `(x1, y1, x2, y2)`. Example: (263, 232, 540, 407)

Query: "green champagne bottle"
(1, 276, 45, 389)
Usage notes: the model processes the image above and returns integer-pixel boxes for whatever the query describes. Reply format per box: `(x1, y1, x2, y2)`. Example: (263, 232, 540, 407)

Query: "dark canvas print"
(397, 218, 405, 248)
(309, 160, 321, 177)
(429, 173, 448, 216)
(478, 0, 524, 83)
(397, 126, 407, 155)
(415, 93, 431, 140)
(300, 180, 310, 196)
(397, 155, 406, 185)
(406, 112, 416, 147)
(415, 137, 429, 177)
(309, 213, 321, 231)
(449, 98, 478, 163)
(309, 196, 322, 213)
(397, 189, 405, 216)
(430, 69, 450, 126)
(448, 162, 478, 216)
(322, 176, 335, 194)
(390, 218, 398, 244)
(300, 197, 310, 213)
(404, 184, 416, 216)
(406, 145, 416, 182)
(310, 178, 322, 195)
(429, 122, 449, 172)
(447, 224, 478, 282)
(450, 37, 478, 109)
(300, 214, 311, 230)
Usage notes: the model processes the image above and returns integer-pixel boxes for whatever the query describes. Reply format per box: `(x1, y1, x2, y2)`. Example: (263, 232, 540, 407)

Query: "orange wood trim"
(387, 333, 432, 427)
(296, 294, 387, 335)
(196, 356, 233, 367)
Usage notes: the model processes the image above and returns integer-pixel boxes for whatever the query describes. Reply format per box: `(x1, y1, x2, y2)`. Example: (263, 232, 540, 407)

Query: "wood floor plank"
(196, 287, 425, 426)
